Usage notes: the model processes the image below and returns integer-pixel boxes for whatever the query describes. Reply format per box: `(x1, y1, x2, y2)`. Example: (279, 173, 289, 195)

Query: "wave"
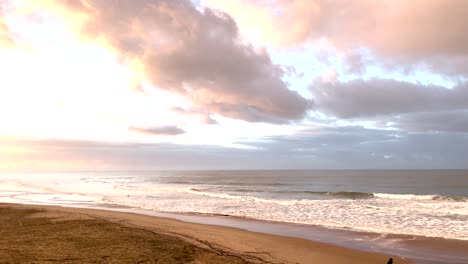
(373, 193, 467, 202)
(169, 181, 291, 186)
(190, 187, 467, 202)
(298, 191, 467, 201)
(167, 180, 193, 184)
(188, 188, 296, 205)
(225, 189, 374, 199)
(303, 191, 375, 199)
(432, 195, 467, 202)
(188, 188, 375, 204)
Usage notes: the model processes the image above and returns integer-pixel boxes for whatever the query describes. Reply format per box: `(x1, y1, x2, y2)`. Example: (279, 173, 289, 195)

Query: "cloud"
(393, 110, 468, 133)
(0, 137, 269, 170)
(3, 129, 468, 170)
(309, 78, 468, 133)
(129, 126, 185, 136)
(309, 78, 468, 118)
(203, 0, 321, 46)
(205, 0, 468, 75)
(35, 0, 309, 123)
(172, 107, 218, 124)
(247, 126, 468, 169)
(0, 1, 15, 47)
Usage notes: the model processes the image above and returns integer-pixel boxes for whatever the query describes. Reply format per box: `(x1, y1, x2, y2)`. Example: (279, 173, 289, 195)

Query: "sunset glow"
(1, 0, 468, 170)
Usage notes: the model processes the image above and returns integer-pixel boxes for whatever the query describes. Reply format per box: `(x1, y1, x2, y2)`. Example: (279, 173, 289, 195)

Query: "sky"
(0, 0, 467, 171)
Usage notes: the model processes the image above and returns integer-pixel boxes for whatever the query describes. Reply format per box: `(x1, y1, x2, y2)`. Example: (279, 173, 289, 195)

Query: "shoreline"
(115, 207, 468, 264)
(110, 207, 468, 263)
(2, 201, 468, 263)
(0, 203, 409, 264)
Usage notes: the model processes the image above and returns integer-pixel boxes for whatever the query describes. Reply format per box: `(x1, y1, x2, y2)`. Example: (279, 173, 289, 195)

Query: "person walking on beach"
(387, 258, 393, 264)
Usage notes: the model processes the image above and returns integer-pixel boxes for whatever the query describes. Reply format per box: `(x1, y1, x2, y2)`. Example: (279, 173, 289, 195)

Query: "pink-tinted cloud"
(0, 2, 15, 47)
(172, 107, 218, 125)
(206, 0, 468, 74)
(204, 0, 321, 46)
(35, 0, 310, 123)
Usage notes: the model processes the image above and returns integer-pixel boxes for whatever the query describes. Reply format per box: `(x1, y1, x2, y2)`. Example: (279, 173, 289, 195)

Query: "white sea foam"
(186, 188, 297, 205)
(373, 193, 437, 200)
(1, 172, 467, 241)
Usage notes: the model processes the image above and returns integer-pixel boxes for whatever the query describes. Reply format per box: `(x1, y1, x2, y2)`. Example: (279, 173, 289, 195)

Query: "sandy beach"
(0, 203, 409, 264)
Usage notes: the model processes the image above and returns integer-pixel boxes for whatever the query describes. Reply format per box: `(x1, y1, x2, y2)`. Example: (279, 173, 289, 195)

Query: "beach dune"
(0, 203, 409, 264)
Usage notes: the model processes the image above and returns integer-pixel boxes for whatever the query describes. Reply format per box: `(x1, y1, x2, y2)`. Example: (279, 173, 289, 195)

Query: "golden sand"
(0, 204, 410, 264)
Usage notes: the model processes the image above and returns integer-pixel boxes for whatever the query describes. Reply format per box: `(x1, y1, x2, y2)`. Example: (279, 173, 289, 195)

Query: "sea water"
(1, 170, 467, 241)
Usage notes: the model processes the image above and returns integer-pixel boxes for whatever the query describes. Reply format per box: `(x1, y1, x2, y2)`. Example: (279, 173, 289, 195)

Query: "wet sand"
(0, 203, 408, 264)
(104, 208, 468, 264)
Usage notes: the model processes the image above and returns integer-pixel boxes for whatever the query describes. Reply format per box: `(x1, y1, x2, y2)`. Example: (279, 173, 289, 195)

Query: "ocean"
(1, 170, 467, 242)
